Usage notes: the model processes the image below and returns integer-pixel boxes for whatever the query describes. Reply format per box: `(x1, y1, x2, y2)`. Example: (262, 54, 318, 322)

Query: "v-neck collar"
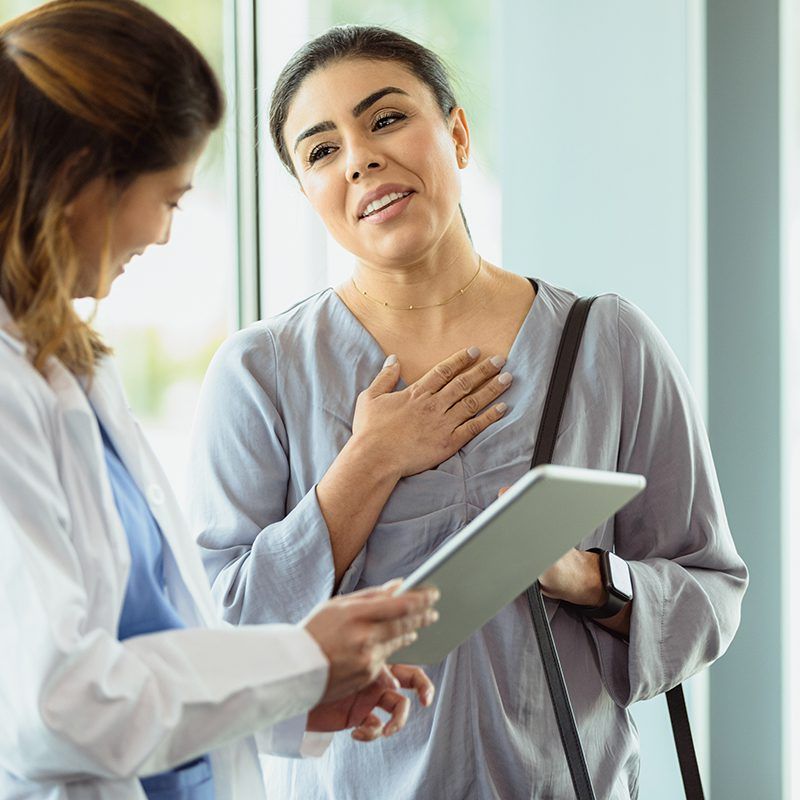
(325, 277, 543, 389)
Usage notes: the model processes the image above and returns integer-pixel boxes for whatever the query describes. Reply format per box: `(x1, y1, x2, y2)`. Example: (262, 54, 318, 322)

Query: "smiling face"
(284, 58, 470, 268)
(66, 147, 204, 299)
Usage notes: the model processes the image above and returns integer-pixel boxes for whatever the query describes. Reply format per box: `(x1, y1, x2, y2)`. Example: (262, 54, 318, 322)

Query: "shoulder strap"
(527, 296, 597, 800)
(667, 684, 705, 799)
(531, 297, 596, 467)
(526, 294, 704, 800)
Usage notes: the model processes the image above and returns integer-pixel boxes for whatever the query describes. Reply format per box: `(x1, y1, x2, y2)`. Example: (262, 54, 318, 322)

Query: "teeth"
(361, 191, 410, 218)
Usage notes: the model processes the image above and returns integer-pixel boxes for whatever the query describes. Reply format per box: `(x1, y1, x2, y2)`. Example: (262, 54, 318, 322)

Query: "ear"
(449, 107, 471, 168)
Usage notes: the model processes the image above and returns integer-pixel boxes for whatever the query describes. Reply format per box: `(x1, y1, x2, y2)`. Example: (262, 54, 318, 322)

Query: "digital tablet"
(389, 464, 646, 665)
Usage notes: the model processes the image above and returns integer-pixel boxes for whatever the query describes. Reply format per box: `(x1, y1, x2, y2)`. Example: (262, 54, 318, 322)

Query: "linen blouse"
(188, 278, 747, 800)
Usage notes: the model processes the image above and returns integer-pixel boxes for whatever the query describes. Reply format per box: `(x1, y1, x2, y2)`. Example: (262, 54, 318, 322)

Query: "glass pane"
(92, 0, 237, 500)
(258, 0, 502, 316)
(0, 1, 37, 18)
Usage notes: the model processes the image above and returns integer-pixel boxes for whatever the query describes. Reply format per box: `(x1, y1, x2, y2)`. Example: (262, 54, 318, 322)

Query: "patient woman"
(190, 25, 748, 799)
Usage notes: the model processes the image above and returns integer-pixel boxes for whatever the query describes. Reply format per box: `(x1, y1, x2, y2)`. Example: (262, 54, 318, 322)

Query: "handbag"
(525, 295, 705, 800)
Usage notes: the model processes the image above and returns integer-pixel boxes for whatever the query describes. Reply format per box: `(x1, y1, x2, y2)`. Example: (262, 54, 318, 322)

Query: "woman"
(0, 6, 442, 799)
(189, 25, 748, 800)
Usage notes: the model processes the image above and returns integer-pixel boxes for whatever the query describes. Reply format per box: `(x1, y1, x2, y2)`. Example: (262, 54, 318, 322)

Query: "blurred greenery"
(113, 327, 226, 418)
(311, 0, 500, 173)
(138, 0, 228, 182)
(111, 0, 229, 420)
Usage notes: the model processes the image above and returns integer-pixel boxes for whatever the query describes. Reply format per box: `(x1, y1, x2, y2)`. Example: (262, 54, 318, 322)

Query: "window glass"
(0, 0, 35, 16)
(83, 1, 237, 501)
(93, 0, 237, 500)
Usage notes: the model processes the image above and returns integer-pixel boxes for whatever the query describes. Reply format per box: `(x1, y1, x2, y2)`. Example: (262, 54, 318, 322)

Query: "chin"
(362, 227, 437, 265)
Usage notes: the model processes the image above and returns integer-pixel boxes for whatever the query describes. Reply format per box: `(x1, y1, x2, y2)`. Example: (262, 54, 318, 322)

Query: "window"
(82, 1, 239, 501)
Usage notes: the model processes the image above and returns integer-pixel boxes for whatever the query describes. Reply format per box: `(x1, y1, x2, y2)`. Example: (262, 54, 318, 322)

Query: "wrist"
(576, 550, 606, 606)
(347, 431, 403, 484)
(565, 549, 633, 621)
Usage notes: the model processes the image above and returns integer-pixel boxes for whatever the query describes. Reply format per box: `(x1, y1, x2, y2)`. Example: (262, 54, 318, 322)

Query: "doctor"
(0, 2, 439, 798)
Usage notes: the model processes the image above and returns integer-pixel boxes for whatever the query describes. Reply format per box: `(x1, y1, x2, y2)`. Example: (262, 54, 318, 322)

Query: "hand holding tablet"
(390, 464, 646, 665)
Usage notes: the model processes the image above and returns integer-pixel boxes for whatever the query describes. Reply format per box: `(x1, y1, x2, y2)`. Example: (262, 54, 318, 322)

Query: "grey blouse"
(188, 278, 747, 800)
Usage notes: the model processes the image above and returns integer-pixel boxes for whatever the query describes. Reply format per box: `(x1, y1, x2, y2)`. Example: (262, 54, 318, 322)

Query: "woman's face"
(283, 58, 470, 267)
(66, 145, 205, 299)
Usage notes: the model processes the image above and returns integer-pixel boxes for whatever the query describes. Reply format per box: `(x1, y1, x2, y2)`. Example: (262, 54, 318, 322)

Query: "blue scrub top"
(97, 416, 215, 800)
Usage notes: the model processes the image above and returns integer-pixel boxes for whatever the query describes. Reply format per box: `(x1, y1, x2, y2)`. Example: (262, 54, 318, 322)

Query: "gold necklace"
(352, 256, 483, 311)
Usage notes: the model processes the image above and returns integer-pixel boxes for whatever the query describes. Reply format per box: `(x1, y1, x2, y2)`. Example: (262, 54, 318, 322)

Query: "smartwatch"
(570, 548, 633, 620)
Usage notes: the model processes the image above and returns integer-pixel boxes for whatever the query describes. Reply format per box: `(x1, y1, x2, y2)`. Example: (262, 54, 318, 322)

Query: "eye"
(308, 142, 337, 165)
(373, 111, 407, 130)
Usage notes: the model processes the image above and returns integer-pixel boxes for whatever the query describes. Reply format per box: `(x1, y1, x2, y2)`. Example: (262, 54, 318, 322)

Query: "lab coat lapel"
(86, 358, 220, 629)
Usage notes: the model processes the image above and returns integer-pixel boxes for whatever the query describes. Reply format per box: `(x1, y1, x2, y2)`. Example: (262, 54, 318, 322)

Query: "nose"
(345, 140, 385, 184)
(157, 218, 173, 246)
(350, 161, 381, 181)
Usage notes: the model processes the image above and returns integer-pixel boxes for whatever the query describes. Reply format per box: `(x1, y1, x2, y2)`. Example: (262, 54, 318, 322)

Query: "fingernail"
(427, 610, 440, 623)
(383, 354, 398, 368)
(385, 725, 398, 737)
(467, 346, 480, 359)
(352, 730, 367, 741)
(495, 402, 508, 414)
(407, 631, 418, 643)
(498, 372, 513, 385)
(490, 355, 506, 369)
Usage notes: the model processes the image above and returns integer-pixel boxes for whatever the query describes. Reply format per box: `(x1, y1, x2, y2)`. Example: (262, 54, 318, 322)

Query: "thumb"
(365, 355, 401, 398)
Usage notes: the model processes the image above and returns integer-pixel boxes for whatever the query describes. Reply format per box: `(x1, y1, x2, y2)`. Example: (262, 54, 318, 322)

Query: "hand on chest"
(373, 324, 524, 387)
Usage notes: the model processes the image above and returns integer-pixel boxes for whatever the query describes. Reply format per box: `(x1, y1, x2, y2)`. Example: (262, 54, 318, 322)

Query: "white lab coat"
(0, 300, 330, 799)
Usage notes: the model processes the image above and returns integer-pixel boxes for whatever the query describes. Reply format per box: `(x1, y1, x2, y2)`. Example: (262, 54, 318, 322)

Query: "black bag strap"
(527, 294, 705, 800)
(527, 296, 598, 800)
(667, 684, 705, 799)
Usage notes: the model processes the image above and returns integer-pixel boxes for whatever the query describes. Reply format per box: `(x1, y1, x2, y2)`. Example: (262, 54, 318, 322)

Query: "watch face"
(607, 552, 633, 600)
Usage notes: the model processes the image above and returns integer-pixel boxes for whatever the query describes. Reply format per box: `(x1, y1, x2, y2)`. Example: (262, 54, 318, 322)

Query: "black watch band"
(565, 548, 633, 620)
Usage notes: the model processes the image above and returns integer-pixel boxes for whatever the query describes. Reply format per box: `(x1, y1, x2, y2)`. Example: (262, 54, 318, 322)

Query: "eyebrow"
(293, 86, 410, 152)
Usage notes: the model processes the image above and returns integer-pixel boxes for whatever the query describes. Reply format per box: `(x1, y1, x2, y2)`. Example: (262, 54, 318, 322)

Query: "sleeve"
(584, 298, 748, 707)
(188, 329, 343, 626)
(0, 375, 329, 782)
(255, 715, 333, 758)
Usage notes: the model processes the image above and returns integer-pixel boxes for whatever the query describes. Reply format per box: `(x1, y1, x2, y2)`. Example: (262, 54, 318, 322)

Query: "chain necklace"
(351, 256, 483, 311)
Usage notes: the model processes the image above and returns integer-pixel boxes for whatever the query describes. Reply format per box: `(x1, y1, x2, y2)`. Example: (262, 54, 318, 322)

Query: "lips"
(356, 184, 416, 220)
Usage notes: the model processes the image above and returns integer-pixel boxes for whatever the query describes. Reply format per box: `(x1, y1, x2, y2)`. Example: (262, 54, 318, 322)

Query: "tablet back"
(390, 464, 645, 665)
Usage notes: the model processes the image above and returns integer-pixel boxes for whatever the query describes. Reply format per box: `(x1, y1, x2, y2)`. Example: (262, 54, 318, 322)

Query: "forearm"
(316, 434, 401, 586)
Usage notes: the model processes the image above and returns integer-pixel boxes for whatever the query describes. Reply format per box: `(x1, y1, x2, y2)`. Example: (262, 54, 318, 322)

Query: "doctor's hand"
(353, 347, 513, 478)
(304, 582, 439, 704)
(306, 664, 434, 741)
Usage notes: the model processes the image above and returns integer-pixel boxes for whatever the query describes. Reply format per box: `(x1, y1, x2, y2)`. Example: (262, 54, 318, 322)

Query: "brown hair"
(0, 0, 224, 375)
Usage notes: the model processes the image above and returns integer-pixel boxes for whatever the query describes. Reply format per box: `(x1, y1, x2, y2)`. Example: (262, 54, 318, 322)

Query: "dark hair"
(0, 0, 224, 374)
(269, 24, 458, 176)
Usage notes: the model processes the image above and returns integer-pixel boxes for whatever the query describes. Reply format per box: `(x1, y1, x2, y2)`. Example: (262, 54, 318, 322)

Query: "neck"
(348, 233, 485, 320)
